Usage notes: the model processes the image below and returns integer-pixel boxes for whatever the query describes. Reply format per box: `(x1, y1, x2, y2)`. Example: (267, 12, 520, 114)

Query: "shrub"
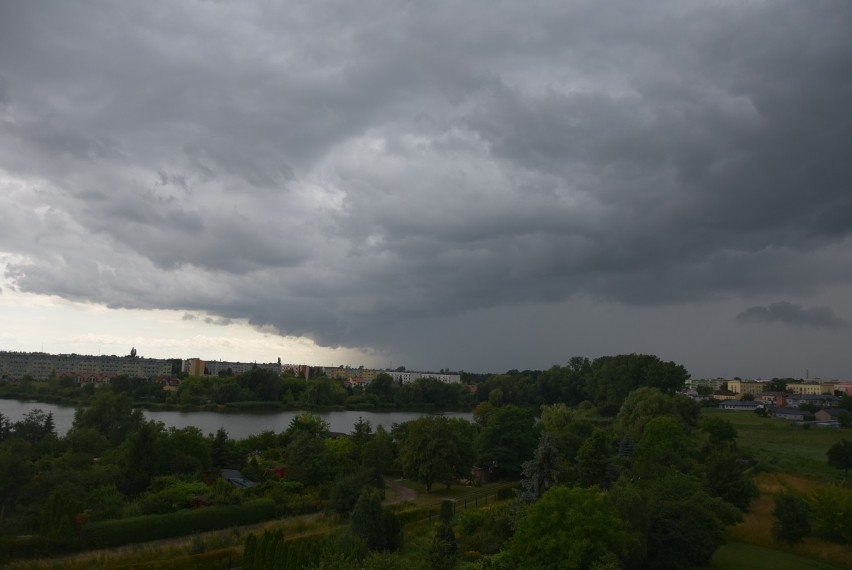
(771, 492, 811, 545)
(809, 484, 852, 543)
(79, 499, 275, 548)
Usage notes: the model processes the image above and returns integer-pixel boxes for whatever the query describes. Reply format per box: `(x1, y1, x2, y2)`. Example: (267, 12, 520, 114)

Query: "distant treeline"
(0, 353, 689, 416)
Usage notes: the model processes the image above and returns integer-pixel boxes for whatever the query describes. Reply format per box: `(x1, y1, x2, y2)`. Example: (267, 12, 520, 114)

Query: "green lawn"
(703, 408, 851, 481)
(705, 541, 848, 570)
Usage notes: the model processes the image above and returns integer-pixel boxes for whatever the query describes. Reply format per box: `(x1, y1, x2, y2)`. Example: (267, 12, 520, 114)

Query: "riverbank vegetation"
(1, 353, 849, 568)
(0, 353, 690, 415)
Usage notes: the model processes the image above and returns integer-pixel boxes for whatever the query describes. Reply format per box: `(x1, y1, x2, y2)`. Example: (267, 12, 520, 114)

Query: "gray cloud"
(736, 302, 850, 330)
(1, 0, 852, 372)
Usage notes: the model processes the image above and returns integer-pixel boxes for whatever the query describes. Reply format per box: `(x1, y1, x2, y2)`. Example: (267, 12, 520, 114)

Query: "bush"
(771, 492, 811, 545)
(809, 484, 852, 543)
(79, 499, 275, 548)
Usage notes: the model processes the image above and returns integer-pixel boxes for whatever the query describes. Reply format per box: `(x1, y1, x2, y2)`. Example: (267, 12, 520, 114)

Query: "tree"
(635, 416, 694, 477)
(701, 417, 738, 446)
(507, 486, 640, 570)
(476, 405, 539, 478)
(588, 354, 689, 413)
(616, 387, 676, 438)
(400, 416, 470, 492)
(430, 500, 458, 570)
(0, 412, 11, 441)
(808, 484, 852, 543)
(366, 373, 395, 402)
(73, 391, 143, 445)
(517, 431, 560, 504)
(13, 409, 56, 442)
(211, 427, 240, 469)
(617, 473, 741, 570)
(361, 425, 395, 475)
(120, 421, 166, 494)
(576, 428, 615, 488)
(286, 431, 334, 484)
(772, 492, 811, 545)
(702, 447, 758, 511)
(350, 489, 399, 551)
(283, 411, 330, 444)
(350, 417, 373, 459)
(827, 439, 852, 476)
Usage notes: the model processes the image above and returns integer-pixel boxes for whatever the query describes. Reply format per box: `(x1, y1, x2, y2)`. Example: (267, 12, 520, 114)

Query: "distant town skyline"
(2, 1, 851, 381)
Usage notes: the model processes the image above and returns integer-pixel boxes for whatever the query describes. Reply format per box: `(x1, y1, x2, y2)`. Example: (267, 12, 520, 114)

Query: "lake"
(0, 398, 472, 439)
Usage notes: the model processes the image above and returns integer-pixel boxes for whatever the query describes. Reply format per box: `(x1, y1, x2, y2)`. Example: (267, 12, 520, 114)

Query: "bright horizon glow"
(0, 278, 381, 368)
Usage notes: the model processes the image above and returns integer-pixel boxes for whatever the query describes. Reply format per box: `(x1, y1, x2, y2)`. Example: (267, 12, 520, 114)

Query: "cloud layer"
(736, 302, 850, 330)
(2, 1, 852, 372)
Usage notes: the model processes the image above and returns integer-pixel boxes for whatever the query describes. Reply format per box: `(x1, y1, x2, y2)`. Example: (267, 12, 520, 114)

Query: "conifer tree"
(243, 533, 257, 570)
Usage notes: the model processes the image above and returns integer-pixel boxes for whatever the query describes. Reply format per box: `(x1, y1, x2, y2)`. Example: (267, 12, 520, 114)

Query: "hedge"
(79, 499, 276, 549)
(121, 547, 241, 570)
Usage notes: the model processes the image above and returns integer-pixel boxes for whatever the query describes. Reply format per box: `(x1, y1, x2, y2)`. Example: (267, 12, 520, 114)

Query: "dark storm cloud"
(1, 0, 852, 364)
(736, 302, 850, 330)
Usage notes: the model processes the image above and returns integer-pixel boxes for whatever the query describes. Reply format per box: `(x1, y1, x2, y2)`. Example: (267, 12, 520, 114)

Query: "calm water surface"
(0, 399, 471, 438)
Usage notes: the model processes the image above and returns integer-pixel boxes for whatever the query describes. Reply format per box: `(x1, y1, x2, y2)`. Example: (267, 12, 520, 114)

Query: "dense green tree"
(616, 387, 677, 437)
(284, 412, 330, 444)
(73, 391, 143, 445)
(0, 441, 34, 524)
(366, 373, 396, 402)
(702, 447, 758, 511)
(772, 492, 811, 545)
(0, 411, 12, 441)
(211, 427, 241, 469)
(539, 403, 595, 463)
(808, 484, 852, 543)
(635, 416, 694, 477)
(350, 489, 399, 551)
(576, 428, 615, 488)
(303, 378, 347, 406)
(507, 486, 641, 570)
(430, 500, 458, 570)
(120, 421, 167, 495)
(350, 416, 373, 458)
(361, 425, 395, 475)
(701, 416, 738, 446)
(589, 354, 689, 414)
(286, 430, 335, 484)
(400, 416, 473, 491)
(612, 473, 741, 570)
(243, 533, 258, 570)
(13, 409, 56, 443)
(517, 431, 560, 504)
(164, 426, 212, 475)
(40, 490, 81, 549)
(476, 405, 538, 478)
(826, 439, 852, 476)
(238, 367, 283, 401)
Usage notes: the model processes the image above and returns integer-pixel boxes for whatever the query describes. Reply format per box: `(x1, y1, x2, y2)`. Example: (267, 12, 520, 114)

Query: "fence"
(396, 483, 518, 526)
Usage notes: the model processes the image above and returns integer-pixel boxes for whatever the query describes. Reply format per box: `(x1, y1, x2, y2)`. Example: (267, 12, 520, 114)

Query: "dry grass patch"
(728, 472, 852, 569)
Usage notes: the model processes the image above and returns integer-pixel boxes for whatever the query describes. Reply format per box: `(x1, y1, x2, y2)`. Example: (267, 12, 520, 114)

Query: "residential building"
(786, 394, 837, 408)
(0, 351, 171, 381)
(719, 400, 761, 411)
(772, 408, 808, 421)
(787, 382, 834, 395)
(726, 379, 767, 396)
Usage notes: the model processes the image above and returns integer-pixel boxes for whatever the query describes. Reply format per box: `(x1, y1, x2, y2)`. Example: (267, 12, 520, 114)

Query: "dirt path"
(385, 477, 417, 503)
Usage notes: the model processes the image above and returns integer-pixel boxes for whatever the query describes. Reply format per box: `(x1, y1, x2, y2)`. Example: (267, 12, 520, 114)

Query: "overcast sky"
(2, 0, 852, 379)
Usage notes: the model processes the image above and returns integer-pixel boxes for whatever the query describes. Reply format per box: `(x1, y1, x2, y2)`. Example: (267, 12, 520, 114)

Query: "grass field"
(702, 408, 851, 481)
(706, 541, 846, 570)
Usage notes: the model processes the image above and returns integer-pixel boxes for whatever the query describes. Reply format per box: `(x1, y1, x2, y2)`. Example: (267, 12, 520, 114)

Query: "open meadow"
(702, 408, 851, 569)
(702, 408, 850, 482)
